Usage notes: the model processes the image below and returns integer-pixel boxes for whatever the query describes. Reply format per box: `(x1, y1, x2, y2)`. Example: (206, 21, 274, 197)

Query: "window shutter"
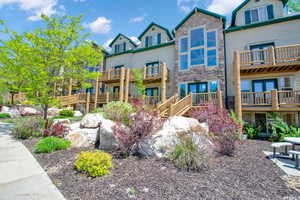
(245, 10, 251, 24)
(267, 5, 274, 20)
(114, 44, 118, 54)
(157, 33, 161, 45)
(145, 36, 149, 47)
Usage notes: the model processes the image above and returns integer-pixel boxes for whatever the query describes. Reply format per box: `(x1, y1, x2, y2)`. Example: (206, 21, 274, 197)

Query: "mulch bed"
(22, 139, 300, 200)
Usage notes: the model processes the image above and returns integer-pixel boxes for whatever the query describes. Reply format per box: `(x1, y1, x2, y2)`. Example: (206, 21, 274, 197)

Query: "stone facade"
(173, 12, 226, 96)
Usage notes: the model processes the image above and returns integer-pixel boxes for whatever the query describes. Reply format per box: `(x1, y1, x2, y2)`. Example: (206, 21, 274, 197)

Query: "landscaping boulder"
(70, 122, 81, 131)
(65, 128, 98, 148)
(48, 108, 61, 117)
(74, 110, 83, 117)
(1, 106, 10, 113)
(80, 113, 104, 128)
(18, 106, 39, 116)
(52, 118, 71, 127)
(140, 116, 212, 157)
(95, 118, 120, 151)
(1, 106, 21, 118)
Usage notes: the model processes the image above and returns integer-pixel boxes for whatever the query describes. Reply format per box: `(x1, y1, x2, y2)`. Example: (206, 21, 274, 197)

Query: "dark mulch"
(22, 139, 300, 200)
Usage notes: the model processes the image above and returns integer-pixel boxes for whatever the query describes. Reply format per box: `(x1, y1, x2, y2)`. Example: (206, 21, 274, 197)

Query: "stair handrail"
(156, 93, 178, 114)
(169, 93, 192, 116)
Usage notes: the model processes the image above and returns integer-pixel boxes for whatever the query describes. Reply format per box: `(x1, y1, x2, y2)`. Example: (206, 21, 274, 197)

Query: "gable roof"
(138, 22, 173, 40)
(230, 0, 289, 26)
(109, 33, 138, 48)
(172, 7, 226, 35)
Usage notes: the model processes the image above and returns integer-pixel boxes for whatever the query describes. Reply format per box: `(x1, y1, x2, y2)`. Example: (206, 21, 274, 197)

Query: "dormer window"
(145, 33, 162, 48)
(114, 42, 126, 54)
(245, 5, 274, 25)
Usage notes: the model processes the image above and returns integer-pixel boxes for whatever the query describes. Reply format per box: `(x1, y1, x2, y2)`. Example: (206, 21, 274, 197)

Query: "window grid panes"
(206, 30, 217, 67)
(179, 37, 188, 70)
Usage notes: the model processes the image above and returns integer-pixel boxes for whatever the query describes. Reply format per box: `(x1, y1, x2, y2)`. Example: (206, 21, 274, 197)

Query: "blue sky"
(0, 0, 245, 50)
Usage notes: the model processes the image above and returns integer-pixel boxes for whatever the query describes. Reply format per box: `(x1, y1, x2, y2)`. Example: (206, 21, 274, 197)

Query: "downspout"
(222, 18, 229, 109)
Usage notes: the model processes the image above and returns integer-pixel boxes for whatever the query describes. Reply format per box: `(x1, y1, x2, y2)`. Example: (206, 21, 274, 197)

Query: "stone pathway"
(0, 122, 66, 200)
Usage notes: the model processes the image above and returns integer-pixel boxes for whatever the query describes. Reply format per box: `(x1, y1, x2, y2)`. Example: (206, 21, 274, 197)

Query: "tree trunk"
(11, 93, 14, 105)
(43, 104, 49, 130)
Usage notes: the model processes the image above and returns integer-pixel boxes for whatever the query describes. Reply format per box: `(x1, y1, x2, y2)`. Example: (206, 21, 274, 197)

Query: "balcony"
(99, 68, 123, 83)
(239, 44, 300, 75)
(241, 90, 300, 112)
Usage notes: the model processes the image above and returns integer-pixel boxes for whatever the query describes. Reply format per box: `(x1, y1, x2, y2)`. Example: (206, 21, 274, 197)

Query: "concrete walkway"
(0, 122, 66, 200)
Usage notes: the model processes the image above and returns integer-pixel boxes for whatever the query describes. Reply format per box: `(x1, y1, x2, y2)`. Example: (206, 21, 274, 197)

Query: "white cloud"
(179, 5, 191, 13)
(86, 17, 112, 34)
(0, 0, 63, 21)
(176, 0, 202, 14)
(130, 36, 141, 45)
(129, 15, 145, 23)
(102, 38, 113, 52)
(74, 0, 86, 2)
(207, 0, 244, 15)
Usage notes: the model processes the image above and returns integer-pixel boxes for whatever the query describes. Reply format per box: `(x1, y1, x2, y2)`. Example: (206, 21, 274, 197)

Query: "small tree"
(0, 15, 103, 121)
(288, 0, 300, 12)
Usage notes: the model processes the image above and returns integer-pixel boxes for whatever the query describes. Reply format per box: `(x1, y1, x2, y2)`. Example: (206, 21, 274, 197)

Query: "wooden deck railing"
(156, 94, 178, 115)
(169, 94, 192, 116)
(241, 90, 300, 110)
(109, 93, 119, 101)
(239, 44, 300, 67)
(144, 96, 160, 105)
(100, 68, 122, 81)
(143, 64, 162, 79)
(191, 92, 218, 106)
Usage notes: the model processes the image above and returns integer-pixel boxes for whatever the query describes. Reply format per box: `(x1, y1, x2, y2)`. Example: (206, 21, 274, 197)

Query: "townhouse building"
(225, 0, 300, 133)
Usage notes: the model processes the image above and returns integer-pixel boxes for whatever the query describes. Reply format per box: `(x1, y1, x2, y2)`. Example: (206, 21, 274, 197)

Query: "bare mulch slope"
(22, 139, 300, 200)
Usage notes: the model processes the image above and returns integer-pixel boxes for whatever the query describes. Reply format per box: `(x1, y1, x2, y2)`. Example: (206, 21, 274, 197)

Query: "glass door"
(146, 61, 160, 76)
(188, 82, 208, 105)
(250, 43, 274, 64)
(252, 79, 277, 105)
(145, 87, 159, 104)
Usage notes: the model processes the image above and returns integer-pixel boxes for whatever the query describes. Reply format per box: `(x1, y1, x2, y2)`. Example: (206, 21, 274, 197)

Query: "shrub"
(101, 101, 135, 125)
(21, 100, 35, 105)
(244, 124, 260, 139)
(168, 134, 206, 171)
(12, 117, 44, 139)
(59, 109, 74, 117)
(74, 150, 112, 177)
(190, 104, 241, 156)
(35, 136, 70, 153)
(43, 121, 70, 138)
(0, 113, 11, 119)
(112, 109, 164, 156)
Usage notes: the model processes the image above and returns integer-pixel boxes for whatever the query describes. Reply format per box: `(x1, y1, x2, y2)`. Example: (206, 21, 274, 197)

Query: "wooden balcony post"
(119, 68, 125, 102)
(271, 89, 279, 111)
(85, 92, 90, 114)
(143, 66, 147, 79)
(124, 68, 130, 103)
(217, 90, 223, 108)
(53, 82, 57, 97)
(234, 51, 242, 121)
(169, 104, 174, 116)
(68, 79, 73, 96)
(107, 69, 111, 80)
(161, 63, 167, 102)
(105, 92, 109, 103)
(94, 76, 99, 109)
(269, 46, 276, 65)
(189, 93, 193, 106)
(174, 93, 179, 104)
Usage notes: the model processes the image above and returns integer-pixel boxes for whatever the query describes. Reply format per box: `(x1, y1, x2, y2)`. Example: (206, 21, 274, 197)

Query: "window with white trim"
(207, 31, 217, 67)
(190, 28, 205, 66)
(245, 5, 274, 25)
(114, 43, 126, 54)
(179, 37, 188, 70)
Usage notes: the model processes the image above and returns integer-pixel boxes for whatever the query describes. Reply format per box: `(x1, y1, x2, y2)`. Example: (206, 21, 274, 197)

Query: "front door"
(188, 82, 208, 105)
(113, 86, 120, 94)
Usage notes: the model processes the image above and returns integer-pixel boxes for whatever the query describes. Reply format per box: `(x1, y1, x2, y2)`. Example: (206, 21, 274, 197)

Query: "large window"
(179, 83, 187, 98)
(207, 31, 217, 67)
(190, 28, 205, 66)
(145, 33, 162, 47)
(179, 37, 188, 70)
(245, 5, 274, 25)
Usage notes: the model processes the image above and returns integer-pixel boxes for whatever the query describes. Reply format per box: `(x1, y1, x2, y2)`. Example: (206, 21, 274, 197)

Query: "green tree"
(0, 15, 103, 121)
(132, 68, 145, 97)
(288, 0, 300, 12)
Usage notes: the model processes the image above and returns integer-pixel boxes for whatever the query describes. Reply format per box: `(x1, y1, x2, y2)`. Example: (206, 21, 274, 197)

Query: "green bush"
(12, 117, 44, 139)
(99, 101, 135, 125)
(59, 109, 74, 117)
(0, 113, 11, 119)
(244, 124, 260, 139)
(168, 134, 205, 171)
(74, 150, 112, 177)
(35, 136, 70, 153)
(269, 113, 290, 142)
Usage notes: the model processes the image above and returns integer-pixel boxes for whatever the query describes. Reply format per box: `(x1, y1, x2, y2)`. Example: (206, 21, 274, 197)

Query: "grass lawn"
(22, 139, 300, 200)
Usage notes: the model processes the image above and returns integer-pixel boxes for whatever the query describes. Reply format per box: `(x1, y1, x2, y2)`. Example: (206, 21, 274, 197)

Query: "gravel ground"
(22, 139, 300, 200)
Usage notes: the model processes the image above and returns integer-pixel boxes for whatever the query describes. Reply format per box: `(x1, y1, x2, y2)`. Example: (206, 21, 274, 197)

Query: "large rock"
(1, 106, 21, 118)
(48, 108, 61, 117)
(19, 106, 39, 116)
(52, 119, 71, 127)
(141, 117, 212, 157)
(80, 113, 104, 128)
(96, 118, 120, 151)
(65, 128, 98, 148)
(74, 110, 83, 117)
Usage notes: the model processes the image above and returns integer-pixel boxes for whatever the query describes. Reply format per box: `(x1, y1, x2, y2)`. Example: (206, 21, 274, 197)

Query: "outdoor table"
(284, 137, 300, 159)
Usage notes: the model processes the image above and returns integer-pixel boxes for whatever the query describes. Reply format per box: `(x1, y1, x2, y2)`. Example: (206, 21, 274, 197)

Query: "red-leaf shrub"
(112, 109, 164, 156)
(129, 97, 145, 109)
(190, 104, 241, 156)
(43, 121, 70, 138)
